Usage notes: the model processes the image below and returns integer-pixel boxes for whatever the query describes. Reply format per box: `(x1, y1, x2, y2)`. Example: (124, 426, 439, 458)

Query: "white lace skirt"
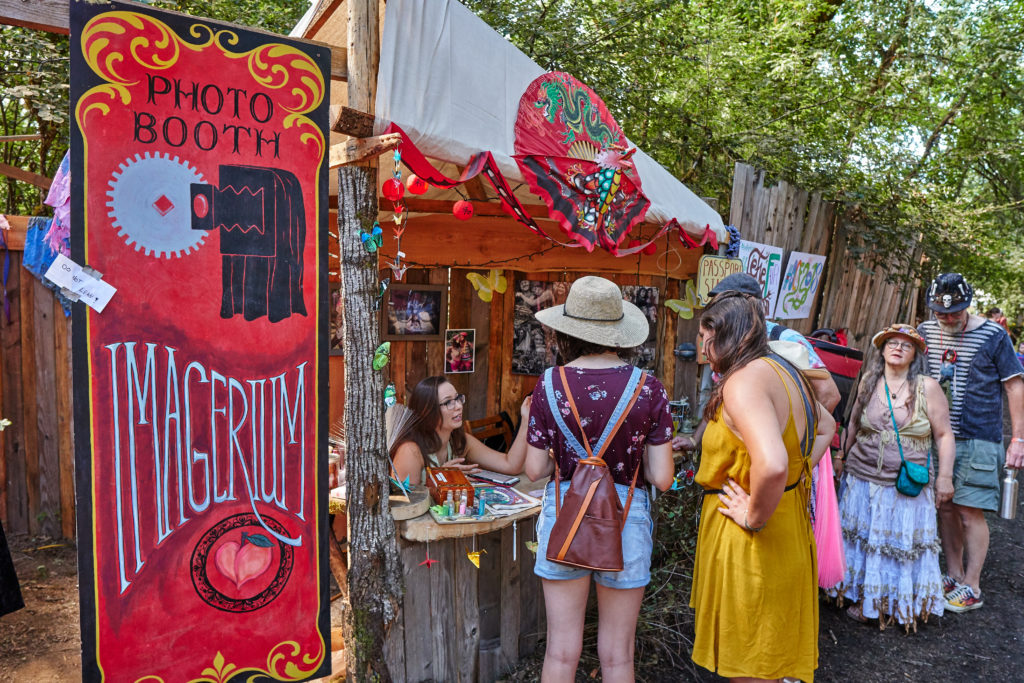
(830, 473, 944, 626)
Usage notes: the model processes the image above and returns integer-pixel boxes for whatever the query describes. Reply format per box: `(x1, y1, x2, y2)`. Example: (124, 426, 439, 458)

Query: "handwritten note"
(44, 253, 117, 313)
(775, 251, 826, 319)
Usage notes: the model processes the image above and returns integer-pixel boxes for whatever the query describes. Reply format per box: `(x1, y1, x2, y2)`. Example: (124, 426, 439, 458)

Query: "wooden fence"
(0, 249, 75, 538)
(729, 163, 920, 349)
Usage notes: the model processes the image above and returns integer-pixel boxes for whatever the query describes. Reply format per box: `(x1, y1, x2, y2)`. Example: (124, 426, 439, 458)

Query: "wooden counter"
(383, 481, 547, 682)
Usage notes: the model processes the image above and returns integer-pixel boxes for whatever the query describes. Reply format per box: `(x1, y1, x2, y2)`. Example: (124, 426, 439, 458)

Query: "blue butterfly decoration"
(361, 221, 383, 253)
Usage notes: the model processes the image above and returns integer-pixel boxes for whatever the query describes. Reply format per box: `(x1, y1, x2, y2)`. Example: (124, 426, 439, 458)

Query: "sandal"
(846, 604, 868, 623)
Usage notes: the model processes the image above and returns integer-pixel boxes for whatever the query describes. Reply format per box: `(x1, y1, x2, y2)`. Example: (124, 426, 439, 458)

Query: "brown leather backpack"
(545, 366, 647, 571)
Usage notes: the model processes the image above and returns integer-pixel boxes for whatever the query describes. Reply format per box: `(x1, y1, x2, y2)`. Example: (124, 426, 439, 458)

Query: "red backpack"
(544, 366, 647, 572)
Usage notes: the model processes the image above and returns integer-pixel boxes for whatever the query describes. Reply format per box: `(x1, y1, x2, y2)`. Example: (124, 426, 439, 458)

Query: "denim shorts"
(534, 480, 654, 589)
(952, 438, 1002, 511)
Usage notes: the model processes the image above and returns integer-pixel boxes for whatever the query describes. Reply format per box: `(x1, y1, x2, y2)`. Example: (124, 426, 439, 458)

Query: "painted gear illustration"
(106, 152, 208, 258)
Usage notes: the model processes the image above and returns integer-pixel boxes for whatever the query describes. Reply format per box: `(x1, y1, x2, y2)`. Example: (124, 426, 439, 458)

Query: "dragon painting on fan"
(514, 72, 651, 254)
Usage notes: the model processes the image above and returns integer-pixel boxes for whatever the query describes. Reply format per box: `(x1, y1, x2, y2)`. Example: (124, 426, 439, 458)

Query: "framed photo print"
(382, 283, 447, 341)
(511, 279, 570, 375)
(329, 284, 344, 355)
(444, 329, 475, 374)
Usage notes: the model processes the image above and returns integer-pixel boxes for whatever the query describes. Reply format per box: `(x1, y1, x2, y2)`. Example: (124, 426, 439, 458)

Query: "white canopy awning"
(374, 0, 726, 244)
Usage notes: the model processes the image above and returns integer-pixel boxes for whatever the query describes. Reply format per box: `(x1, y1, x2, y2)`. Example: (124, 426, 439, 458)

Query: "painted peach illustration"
(214, 532, 274, 591)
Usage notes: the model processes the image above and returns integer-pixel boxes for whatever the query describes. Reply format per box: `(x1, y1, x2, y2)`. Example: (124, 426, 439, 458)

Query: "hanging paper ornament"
(384, 383, 397, 408)
(465, 547, 486, 568)
(406, 174, 428, 195)
(524, 540, 539, 556)
(382, 178, 405, 202)
(360, 221, 383, 253)
(419, 541, 438, 568)
(642, 241, 658, 256)
(372, 341, 391, 371)
(453, 200, 474, 220)
(465, 269, 508, 302)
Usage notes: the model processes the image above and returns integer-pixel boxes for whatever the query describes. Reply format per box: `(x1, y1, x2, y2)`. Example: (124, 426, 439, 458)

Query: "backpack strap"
(557, 366, 647, 526)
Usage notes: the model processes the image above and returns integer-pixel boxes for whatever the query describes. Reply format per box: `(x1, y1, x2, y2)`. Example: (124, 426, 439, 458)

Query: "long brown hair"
(701, 292, 770, 421)
(389, 376, 467, 461)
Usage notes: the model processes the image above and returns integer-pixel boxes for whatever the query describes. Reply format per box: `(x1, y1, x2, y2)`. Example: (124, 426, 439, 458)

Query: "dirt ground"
(2, 504, 1022, 682)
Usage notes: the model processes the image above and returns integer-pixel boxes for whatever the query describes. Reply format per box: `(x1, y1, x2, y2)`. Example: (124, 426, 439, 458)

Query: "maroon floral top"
(527, 365, 673, 486)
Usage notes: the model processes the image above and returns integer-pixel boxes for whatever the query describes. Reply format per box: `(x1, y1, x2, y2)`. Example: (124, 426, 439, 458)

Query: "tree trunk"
(339, 165, 402, 682)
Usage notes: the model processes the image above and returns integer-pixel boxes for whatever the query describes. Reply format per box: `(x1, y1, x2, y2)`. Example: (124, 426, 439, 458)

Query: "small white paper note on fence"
(44, 253, 116, 313)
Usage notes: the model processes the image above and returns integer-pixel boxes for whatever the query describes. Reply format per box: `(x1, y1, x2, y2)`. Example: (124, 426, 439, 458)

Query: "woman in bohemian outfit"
(690, 292, 835, 683)
(524, 276, 674, 683)
(832, 324, 955, 630)
(390, 376, 531, 485)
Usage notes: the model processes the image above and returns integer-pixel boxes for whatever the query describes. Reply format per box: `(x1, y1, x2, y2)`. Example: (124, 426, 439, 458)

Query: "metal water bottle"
(1000, 468, 1018, 520)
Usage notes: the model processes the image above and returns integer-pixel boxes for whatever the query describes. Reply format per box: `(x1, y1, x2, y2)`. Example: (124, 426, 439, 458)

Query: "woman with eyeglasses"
(832, 324, 955, 630)
(390, 376, 531, 485)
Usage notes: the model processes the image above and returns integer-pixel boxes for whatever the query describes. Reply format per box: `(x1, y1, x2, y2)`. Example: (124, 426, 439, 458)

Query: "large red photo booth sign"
(69, 2, 330, 680)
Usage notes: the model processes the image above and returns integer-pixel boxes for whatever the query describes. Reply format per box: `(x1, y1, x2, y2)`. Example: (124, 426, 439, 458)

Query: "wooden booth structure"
(300, 0, 726, 680)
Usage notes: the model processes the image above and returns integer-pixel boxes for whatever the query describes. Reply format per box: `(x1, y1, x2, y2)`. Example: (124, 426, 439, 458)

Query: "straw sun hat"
(768, 340, 832, 379)
(535, 276, 649, 349)
(871, 323, 927, 353)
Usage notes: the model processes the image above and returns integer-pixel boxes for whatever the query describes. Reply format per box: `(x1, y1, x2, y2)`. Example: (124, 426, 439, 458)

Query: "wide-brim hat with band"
(535, 276, 649, 348)
(768, 340, 832, 379)
(871, 324, 927, 353)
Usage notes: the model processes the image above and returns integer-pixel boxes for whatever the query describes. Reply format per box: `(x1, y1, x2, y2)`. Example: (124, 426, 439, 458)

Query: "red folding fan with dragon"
(514, 72, 650, 254)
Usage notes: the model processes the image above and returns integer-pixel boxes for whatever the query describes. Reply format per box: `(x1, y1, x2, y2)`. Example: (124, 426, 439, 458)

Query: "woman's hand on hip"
(716, 479, 751, 528)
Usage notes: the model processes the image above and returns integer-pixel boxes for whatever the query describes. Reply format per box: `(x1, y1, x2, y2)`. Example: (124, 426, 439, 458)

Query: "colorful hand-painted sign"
(775, 251, 827, 320)
(738, 240, 784, 317)
(695, 255, 743, 306)
(70, 2, 329, 680)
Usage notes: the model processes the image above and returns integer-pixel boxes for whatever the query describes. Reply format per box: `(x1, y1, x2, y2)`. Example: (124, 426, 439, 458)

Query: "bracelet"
(742, 509, 766, 532)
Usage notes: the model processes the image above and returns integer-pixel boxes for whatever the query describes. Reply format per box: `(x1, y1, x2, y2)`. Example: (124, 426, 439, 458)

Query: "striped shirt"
(918, 319, 1023, 442)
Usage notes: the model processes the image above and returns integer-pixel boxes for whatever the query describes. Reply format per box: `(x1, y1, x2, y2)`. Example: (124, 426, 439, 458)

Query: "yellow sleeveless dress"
(689, 364, 819, 681)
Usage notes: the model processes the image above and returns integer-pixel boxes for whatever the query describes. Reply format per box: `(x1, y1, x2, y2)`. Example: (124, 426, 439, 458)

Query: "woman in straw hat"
(832, 324, 955, 630)
(689, 292, 834, 683)
(524, 276, 675, 682)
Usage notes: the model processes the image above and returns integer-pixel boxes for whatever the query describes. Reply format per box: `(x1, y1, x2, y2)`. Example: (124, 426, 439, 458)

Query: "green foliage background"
(4, 0, 1024, 315)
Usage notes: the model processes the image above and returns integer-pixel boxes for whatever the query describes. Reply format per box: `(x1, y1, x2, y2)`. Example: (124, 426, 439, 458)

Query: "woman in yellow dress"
(690, 292, 835, 682)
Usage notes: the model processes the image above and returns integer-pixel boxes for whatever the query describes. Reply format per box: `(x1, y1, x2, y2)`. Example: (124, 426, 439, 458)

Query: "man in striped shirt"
(918, 273, 1024, 613)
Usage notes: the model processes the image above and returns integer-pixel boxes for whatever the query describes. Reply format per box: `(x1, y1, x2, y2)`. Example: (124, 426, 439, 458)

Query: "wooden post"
(342, 0, 403, 681)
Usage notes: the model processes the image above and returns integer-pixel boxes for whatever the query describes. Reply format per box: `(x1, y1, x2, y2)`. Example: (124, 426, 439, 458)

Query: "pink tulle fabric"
(814, 450, 846, 589)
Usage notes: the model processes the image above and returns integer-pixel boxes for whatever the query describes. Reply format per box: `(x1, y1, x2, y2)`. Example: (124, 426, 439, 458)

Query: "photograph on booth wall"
(330, 284, 344, 355)
(511, 279, 570, 375)
(445, 329, 475, 373)
(621, 285, 659, 370)
(382, 283, 447, 341)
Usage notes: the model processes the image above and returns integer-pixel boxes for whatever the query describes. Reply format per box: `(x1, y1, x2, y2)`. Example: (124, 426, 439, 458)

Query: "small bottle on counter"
(459, 491, 467, 516)
(445, 491, 454, 517)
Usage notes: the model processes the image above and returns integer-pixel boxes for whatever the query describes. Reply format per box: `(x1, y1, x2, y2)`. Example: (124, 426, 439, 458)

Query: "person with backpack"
(524, 276, 675, 682)
(689, 291, 835, 682)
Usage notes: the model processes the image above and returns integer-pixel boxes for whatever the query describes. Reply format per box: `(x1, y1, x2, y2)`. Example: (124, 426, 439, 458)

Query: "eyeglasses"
(440, 394, 467, 410)
(885, 340, 915, 351)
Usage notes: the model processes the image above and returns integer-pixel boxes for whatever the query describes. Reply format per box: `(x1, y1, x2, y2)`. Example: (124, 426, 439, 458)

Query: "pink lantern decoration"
(406, 174, 428, 195)
(382, 178, 405, 202)
(453, 200, 474, 221)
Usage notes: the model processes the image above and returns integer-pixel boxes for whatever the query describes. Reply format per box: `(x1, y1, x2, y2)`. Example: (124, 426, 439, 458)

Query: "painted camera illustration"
(191, 165, 307, 322)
